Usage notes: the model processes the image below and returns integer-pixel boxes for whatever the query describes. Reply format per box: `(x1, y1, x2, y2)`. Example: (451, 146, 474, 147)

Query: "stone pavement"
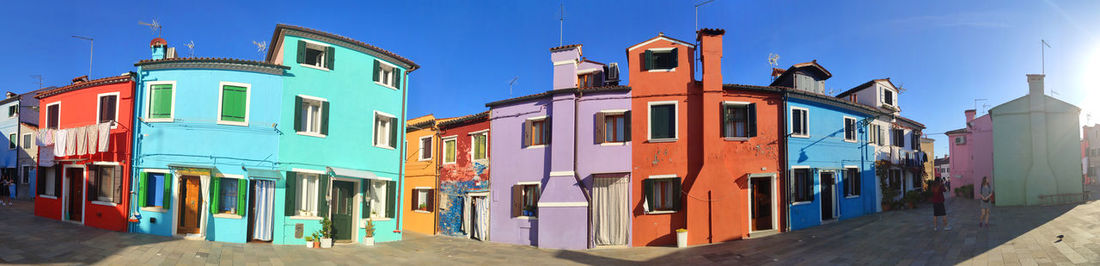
(2, 192, 1100, 265)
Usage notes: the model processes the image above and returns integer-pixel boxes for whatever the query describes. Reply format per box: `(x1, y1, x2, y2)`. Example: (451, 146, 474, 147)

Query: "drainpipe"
(433, 122, 441, 235)
(394, 69, 411, 234)
(574, 89, 592, 248)
(781, 88, 790, 232)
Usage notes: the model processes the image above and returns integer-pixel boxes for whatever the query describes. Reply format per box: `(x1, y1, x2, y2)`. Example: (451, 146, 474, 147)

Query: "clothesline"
(36, 122, 113, 167)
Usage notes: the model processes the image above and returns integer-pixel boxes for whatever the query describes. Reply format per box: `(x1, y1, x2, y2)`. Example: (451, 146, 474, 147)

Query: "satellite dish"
(768, 53, 779, 67)
(138, 18, 162, 37)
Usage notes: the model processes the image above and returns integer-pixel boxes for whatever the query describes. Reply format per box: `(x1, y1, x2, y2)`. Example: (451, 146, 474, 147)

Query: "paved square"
(2, 190, 1099, 265)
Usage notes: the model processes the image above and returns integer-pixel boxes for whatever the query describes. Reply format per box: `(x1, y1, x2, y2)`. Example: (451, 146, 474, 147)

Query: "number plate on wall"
(295, 223, 304, 238)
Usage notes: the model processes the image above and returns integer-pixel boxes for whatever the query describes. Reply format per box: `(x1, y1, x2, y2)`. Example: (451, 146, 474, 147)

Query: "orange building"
(628, 29, 785, 246)
(402, 115, 446, 235)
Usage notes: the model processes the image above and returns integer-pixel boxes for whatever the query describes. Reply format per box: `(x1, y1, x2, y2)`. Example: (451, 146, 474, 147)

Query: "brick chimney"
(965, 109, 976, 122)
(699, 28, 724, 93)
(1027, 74, 1045, 96)
(550, 44, 582, 90)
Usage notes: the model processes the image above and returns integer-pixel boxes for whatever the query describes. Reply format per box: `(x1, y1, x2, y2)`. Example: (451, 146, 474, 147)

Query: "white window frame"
(525, 115, 549, 148)
(417, 135, 433, 161)
(412, 187, 432, 213)
(144, 81, 176, 123)
(90, 162, 122, 205)
(8, 133, 14, 150)
(39, 166, 58, 199)
(515, 181, 541, 219)
(954, 136, 966, 145)
(296, 94, 327, 138)
(366, 179, 393, 220)
(721, 101, 752, 139)
(645, 174, 679, 214)
(22, 133, 31, 148)
(375, 60, 399, 90)
(844, 166, 861, 198)
(868, 123, 879, 145)
(645, 47, 677, 72)
(790, 107, 809, 138)
(373, 111, 397, 149)
(882, 88, 896, 107)
(647, 101, 679, 142)
(216, 81, 251, 127)
(20, 165, 31, 184)
(843, 116, 857, 143)
(293, 172, 321, 218)
(599, 109, 628, 145)
(790, 166, 813, 205)
(441, 136, 457, 165)
(7, 104, 15, 118)
(470, 130, 489, 162)
(45, 102, 61, 129)
(95, 92, 121, 129)
(299, 40, 331, 71)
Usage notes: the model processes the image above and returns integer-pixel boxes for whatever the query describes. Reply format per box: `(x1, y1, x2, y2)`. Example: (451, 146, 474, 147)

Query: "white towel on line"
(75, 126, 86, 156)
(97, 123, 110, 152)
(54, 129, 66, 156)
(85, 125, 97, 155)
(66, 128, 76, 156)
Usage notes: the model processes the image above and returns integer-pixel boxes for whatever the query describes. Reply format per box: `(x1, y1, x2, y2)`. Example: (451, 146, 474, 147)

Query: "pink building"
(945, 109, 993, 197)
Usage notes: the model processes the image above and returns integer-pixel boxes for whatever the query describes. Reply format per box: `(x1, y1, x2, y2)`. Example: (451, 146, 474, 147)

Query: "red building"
(34, 75, 135, 232)
(435, 112, 490, 238)
(628, 29, 785, 246)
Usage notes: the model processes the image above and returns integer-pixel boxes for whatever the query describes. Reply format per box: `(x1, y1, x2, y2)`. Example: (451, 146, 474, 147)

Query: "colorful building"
(486, 43, 630, 249)
(402, 115, 443, 235)
(1082, 124, 1099, 183)
(34, 74, 135, 232)
(946, 108, 993, 198)
(990, 74, 1083, 206)
(0, 89, 43, 200)
(130, 38, 286, 243)
(17, 121, 38, 199)
(267, 24, 417, 245)
(920, 138, 935, 186)
(435, 112, 490, 239)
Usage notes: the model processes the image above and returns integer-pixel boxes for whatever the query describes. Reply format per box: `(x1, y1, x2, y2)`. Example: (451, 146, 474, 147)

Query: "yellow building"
(921, 137, 935, 185)
(402, 115, 451, 235)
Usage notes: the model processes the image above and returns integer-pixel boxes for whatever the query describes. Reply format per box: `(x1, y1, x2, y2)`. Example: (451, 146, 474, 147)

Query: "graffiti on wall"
(437, 179, 490, 236)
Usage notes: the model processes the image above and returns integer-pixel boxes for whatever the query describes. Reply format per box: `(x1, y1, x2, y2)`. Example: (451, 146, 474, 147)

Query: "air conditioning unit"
(954, 136, 966, 145)
(166, 47, 177, 59)
(603, 63, 620, 86)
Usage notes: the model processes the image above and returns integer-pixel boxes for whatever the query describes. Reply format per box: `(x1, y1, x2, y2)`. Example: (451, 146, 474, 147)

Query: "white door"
(592, 174, 629, 246)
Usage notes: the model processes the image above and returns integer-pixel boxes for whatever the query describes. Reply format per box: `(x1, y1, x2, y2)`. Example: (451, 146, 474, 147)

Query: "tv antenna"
(1041, 39, 1051, 74)
(559, 2, 565, 46)
(508, 76, 519, 95)
(694, 0, 716, 31)
(139, 18, 162, 37)
(71, 35, 94, 78)
(974, 98, 988, 113)
(768, 53, 779, 67)
(30, 75, 42, 89)
(253, 40, 267, 59)
(185, 41, 195, 57)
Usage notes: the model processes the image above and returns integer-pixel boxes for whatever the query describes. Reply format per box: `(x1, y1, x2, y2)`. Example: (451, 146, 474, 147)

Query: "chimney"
(71, 75, 88, 84)
(697, 28, 725, 93)
(151, 38, 168, 60)
(5, 92, 16, 99)
(550, 44, 582, 90)
(1027, 74, 1045, 96)
(965, 109, 976, 122)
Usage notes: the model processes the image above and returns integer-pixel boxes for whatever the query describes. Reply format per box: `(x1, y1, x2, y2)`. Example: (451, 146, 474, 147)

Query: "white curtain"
(475, 196, 489, 241)
(592, 175, 629, 246)
(252, 180, 275, 241)
(199, 176, 210, 238)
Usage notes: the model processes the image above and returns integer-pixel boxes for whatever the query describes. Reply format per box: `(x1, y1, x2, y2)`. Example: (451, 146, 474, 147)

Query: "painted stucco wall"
(403, 115, 439, 235)
(17, 122, 37, 199)
(488, 99, 548, 247)
(967, 115, 993, 191)
(0, 100, 20, 168)
(991, 95, 1083, 206)
(437, 119, 490, 237)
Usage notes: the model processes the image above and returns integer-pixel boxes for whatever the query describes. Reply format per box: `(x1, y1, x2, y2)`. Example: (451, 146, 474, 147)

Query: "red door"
(67, 168, 83, 222)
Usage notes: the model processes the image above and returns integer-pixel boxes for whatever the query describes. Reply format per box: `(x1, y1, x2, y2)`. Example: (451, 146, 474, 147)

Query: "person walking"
(979, 177, 993, 228)
(931, 178, 951, 231)
(1, 176, 11, 206)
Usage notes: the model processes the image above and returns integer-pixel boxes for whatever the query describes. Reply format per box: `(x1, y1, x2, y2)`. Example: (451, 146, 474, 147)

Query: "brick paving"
(2, 188, 1100, 265)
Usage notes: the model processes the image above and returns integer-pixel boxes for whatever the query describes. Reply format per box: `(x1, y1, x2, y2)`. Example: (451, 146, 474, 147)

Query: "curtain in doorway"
(473, 196, 489, 241)
(252, 180, 275, 241)
(199, 176, 210, 238)
(592, 175, 629, 246)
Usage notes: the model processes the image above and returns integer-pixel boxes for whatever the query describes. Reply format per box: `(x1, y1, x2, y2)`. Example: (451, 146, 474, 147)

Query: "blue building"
(771, 61, 883, 230)
(130, 37, 287, 243)
(0, 90, 41, 200)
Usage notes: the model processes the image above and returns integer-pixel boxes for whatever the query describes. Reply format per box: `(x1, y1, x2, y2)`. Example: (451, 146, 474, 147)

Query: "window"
(147, 83, 174, 121)
(46, 103, 59, 129)
(844, 167, 860, 197)
(883, 89, 895, 106)
(578, 73, 598, 88)
(722, 103, 756, 138)
(216, 178, 240, 214)
(868, 124, 880, 144)
(365, 180, 396, 219)
(892, 129, 905, 147)
(644, 48, 678, 71)
(98, 93, 118, 124)
(596, 111, 629, 143)
(297, 173, 319, 217)
(22, 133, 31, 148)
(525, 117, 550, 146)
(142, 172, 166, 208)
(648, 102, 677, 140)
(374, 112, 398, 149)
(791, 168, 813, 203)
(39, 167, 57, 197)
(20, 166, 31, 184)
(910, 171, 922, 188)
(8, 105, 16, 117)
(843, 117, 857, 142)
(90, 165, 122, 203)
(511, 183, 539, 217)
(412, 188, 433, 212)
(643, 177, 681, 213)
(8, 134, 14, 149)
(218, 83, 249, 126)
(373, 60, 402, 89)
(296, 40, 333, 70)
(418, 136, 433, 161)
(295, 96, 327, 136)
(472, 132, 488, 161)
(889, 169, 902, 190)
(912, 133, 921, 150)
(442, 137, 457, 164)
(791, 108, 809, 137)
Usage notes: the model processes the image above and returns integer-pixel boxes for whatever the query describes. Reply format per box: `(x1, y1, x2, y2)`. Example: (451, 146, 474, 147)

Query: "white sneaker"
(944, 225, 952, 231)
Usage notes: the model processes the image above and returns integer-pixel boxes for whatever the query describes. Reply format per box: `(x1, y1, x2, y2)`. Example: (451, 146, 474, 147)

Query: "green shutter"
(389, 117, 398, 148)
(138, 172, 147, 207)
(210, 177, 220, 214)
(320, 101, 330, 135)
(385, 180, 396, 218)
(393, 68, 401, 89)
(624, 111, 632, 141)
(644, 50, 654, 71)
(151, 85, 173, 119)
(296, 40, 306, 64)
(325, 46, 335, 70)
(293, 96, 303, 132)
(284, 172, 297, 216)
(643, 179, 654, 212)
(672, 177, 682, 211)
(220, 85, 247, 122)
(163, 173, 172, 210)
(362, 181, 370, 219)
(237, 178, 247, 216)
(372, 60, 381, 82)
(318, 174, 329, 217)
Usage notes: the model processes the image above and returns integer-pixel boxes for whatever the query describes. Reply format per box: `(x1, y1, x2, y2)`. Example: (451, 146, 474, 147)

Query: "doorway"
(248, 179, 275, 242)
(821, 171, 836, 221)
(466, 193, 489, 241)
(750, 176, 774, 231)
(331, 180, 356, 241)
(591, 174, 629, 247)
(177, 176, 202, 235)
(65, 166, 83, 222)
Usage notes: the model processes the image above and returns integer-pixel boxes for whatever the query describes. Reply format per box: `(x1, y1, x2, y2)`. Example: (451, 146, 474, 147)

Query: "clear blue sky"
(2, 0, 1098, 157)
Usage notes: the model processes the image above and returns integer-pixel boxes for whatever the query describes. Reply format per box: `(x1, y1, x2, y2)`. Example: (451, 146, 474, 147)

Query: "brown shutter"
(522, 120, 532, 147)
(624, 111, 632, 141)
(36, 167, 45, 195)
(594, 112, 606, 144)
(53, 166, 62, 197)
(411, 189, 419, 210)
(113, 165, 123, 204)
(544, 117, 551, 144)
(87, 166, 97, 201)
(427, 189, 434, 210)
(511, 185, 521, 217)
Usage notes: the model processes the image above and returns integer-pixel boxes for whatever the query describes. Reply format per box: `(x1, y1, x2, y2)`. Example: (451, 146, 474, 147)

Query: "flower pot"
(881, 203, 891, 211)
(676, 230, 688, 248)
(312, 241, 320, 248)
(305, 241, 314, 248)
(362, 237, 375, 246)
(321, 238, 333, 248)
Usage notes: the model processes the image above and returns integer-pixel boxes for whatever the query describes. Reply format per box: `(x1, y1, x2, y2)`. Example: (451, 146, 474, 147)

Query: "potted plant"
(675, 228, 688, 248)
(304, 235, 315, 248)
(418, 203, 427, 211)
(319, 217, 334, 248)
(523, 206, 536, 217)
(311, 232, 321, 248)
(362, 219, 376, 246)
(903, 190, 921, 209)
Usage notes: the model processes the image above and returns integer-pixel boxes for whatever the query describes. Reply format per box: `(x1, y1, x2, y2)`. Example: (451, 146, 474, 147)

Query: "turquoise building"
(129, 38, 288, 243)
(265, 25, 418, 245)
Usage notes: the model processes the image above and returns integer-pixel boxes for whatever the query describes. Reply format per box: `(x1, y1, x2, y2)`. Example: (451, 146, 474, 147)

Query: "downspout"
(433, 122, 441, 235)
(128, 74, 143, 233)
(574, 89, 592, 248)
(394, 68, 412, 234)
(781, 89, 790, 232)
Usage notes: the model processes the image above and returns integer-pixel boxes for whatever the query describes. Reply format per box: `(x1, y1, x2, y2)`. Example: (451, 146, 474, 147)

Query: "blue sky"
(1, 0, 1098, 157)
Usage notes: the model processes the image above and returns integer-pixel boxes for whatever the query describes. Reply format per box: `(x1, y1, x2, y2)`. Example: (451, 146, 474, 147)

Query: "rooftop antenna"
(768, 53, 780, 82)
(559, 1, 565, 46)
(694, 0, 716, 31)
(138, 18, 162, 37)
(252, 40, 267, 59)
(71, 35, 94, 78)
(508, 76, 519, 95)
(185, 40, 195, 57)
(974, 98, 988, 113)
(29, 75, 42, 89)
(1042, 39, 1051, 74)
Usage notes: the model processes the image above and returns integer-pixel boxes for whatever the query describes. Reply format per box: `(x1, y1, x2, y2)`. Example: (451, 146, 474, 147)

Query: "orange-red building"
(628, 29, 785, 246)
(33, 75, 135, 232)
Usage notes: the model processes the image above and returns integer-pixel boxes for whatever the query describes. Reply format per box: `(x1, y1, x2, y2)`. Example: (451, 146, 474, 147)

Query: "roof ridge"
(267, 24, 418, 70)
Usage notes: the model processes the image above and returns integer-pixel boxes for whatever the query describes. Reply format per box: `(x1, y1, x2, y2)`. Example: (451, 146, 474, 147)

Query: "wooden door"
(331, 181, 355, 241)
(821, 172, 835, 221)
(751, 178, 772, 231)
(67, 168, 83, 222)
(178, 176, 202, 234)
